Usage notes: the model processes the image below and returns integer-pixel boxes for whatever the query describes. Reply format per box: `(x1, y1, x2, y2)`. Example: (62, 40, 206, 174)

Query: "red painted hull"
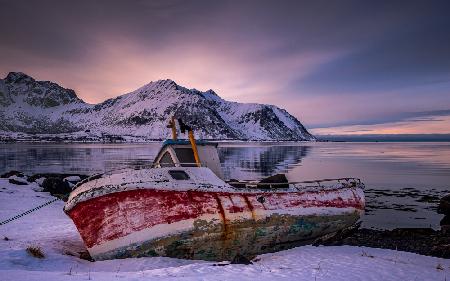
(67, 187, 364, 260)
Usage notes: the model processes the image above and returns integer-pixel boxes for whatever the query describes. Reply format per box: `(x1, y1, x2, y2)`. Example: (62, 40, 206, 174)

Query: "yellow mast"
(170, 116, 200, 167)
(188, 130, 201, 167)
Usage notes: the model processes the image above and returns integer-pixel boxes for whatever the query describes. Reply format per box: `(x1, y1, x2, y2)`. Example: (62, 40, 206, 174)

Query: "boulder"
(42, 177, 72, 199)
(8, 177, 29, 185)
(440, 216, 450, 234)
(230, 254, 253, 265)
(430, 244, 450, 259)
(1, 170, 24, 178)
(437, 194, 450, 215)
(28, 173, 88, 183)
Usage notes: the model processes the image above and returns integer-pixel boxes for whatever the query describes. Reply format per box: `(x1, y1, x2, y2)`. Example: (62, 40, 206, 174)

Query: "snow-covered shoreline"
(0, 131, 316, 144)
(0, 178, 448, 280)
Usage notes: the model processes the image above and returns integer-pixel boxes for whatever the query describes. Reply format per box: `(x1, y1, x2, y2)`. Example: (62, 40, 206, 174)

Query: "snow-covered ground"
(0, 178, 448, 281)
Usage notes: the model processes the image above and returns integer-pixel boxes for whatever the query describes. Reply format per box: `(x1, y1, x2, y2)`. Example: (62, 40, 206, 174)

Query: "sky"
(1, 0, 450, 135)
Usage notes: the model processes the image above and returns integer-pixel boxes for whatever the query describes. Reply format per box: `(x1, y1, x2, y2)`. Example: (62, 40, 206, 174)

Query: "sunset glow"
(1, 0, 449, 135)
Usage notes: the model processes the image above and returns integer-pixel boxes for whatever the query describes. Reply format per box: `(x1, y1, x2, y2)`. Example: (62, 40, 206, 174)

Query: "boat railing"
(73, 165, 363, 192)
(226, 177, 363, 190)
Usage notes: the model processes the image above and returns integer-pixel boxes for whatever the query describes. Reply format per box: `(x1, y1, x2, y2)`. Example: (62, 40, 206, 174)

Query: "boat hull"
(67, 187, 364, 261)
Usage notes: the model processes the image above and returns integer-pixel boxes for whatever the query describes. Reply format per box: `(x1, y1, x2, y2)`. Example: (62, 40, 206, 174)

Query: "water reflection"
(219, 144, 310, 180)
(1, 142, 449, 230)
(0, 143, 161, 174)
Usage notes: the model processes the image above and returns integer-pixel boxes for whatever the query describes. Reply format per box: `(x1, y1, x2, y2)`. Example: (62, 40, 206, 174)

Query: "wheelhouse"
(153, 139, 224, 179)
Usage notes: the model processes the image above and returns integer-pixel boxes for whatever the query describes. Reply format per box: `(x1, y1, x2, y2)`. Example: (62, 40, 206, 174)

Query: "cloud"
(1, 0, 450, 134)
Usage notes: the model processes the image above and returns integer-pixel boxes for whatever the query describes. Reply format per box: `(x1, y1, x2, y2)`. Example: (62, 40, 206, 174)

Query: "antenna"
(166, 116, 177, 140)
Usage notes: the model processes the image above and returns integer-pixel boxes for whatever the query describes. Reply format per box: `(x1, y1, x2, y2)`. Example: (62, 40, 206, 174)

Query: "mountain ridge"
(0, 72, 315, 141)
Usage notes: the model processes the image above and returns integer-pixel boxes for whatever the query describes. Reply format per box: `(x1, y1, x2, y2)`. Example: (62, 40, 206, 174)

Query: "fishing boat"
(64, 118, 365, 261)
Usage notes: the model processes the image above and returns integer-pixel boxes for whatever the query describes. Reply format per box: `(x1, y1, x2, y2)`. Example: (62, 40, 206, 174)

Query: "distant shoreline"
(1, 139, 450, 144)
(316, 134, 450, 142)
(2, 132, 450, 143)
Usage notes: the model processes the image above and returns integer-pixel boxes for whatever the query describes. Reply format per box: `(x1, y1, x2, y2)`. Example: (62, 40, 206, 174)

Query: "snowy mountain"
(0, 72, 315, 141)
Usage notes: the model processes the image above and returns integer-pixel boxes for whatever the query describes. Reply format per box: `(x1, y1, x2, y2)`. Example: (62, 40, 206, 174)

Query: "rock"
(8, 177, 29, 185)
(230, 254, 253, 265)
(441, 215, 450, 225)
(437, 194, 450, 215)
(440, 216, 450, 233)
(42, 177, 72, 199)
(28, 173, 87, 183)
(319, 227, 450, 259)
(1, 170, 24, 178)
(430, 244, 450, 259)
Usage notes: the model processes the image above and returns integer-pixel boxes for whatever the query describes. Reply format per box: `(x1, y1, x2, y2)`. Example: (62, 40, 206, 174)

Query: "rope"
(0, 197, 60, 226)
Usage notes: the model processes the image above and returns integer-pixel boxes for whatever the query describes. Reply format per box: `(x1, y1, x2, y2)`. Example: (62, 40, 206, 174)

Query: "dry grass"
(26, 245, 45, 259)
(360, 250, 375, 258)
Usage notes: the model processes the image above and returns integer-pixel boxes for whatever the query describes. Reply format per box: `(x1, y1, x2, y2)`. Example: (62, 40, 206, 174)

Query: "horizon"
(315, 133, 450, 142)
(1, 0, 450, 135)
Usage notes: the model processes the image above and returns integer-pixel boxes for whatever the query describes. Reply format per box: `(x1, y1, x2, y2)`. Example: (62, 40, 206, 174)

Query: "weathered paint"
(67, 186, 364, 261)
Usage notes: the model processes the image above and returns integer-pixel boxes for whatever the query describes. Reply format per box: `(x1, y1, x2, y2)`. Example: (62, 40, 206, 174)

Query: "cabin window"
(169, 170, 190, 180)
(174, 148, 197, 167)
(159, 152, 175, 167)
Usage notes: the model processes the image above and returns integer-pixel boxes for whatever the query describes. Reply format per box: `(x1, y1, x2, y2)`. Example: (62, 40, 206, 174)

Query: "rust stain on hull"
(213, 193, 228, 235)
(243, 195, 256, 221)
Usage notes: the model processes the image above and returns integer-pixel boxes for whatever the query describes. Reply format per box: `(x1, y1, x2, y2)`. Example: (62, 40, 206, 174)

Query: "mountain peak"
(3, 71, 83, 107)
(205, 89, 218, 96)
(201, 89, 222, 102)
(5, 72, 35, 84)
(153, 79, 179, 89)
(144, 79, 220, 99)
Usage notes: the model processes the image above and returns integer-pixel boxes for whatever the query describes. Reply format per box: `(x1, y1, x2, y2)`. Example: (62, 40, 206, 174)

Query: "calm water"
(1, 142, 449, 230)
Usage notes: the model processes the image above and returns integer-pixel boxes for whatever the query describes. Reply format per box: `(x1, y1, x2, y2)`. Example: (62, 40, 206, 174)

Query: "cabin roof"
(161, 139, 218, 148)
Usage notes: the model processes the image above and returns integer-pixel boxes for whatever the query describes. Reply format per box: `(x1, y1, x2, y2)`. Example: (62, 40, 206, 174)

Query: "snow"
(6, 175, 28, 185)
(0, 178, 448, 281)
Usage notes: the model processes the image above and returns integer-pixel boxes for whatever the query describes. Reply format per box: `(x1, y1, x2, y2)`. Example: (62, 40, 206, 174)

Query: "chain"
(0, 198, 60, 226)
